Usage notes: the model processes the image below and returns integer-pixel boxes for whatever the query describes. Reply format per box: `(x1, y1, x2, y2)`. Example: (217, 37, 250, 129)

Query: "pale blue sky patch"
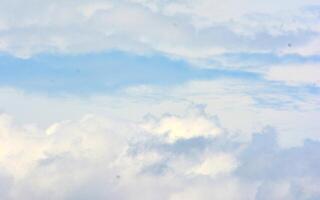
(0, 51, 261, 94)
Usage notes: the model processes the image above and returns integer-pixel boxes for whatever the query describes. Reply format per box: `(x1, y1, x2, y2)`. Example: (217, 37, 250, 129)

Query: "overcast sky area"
(0, 0, 320, 199)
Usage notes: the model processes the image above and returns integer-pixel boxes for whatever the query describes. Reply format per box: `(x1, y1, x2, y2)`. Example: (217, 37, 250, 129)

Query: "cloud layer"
(0, 107, 320, 200)
(0, 0, 319, 60)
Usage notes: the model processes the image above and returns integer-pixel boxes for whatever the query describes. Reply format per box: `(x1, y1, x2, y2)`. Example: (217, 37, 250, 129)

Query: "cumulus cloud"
(1, 106, 320, 200)
(237, 127, 320, 200)
(141, 105, 222, 142)
(191, 152, 238, 177)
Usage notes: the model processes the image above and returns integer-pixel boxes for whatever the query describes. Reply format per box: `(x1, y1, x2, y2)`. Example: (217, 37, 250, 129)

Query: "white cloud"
(1, 73, 319, 148)
(0, 1, 319, 199)
(265, 63, 320, 86)
(141, 105, 222, 142)
(191, 152, 238, 177)
(78, 2, 114, 18)
(0, 0, 319, 60)
(169, 177, 257, 200)
(0, 108, 320, 199)
(255, 181, 294, 200)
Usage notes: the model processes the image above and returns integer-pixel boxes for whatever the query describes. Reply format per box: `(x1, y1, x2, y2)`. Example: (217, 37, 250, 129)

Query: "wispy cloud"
(265, 63, 320, 86)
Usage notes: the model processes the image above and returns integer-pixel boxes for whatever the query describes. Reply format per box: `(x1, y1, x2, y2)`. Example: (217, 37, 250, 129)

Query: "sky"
(0, 0, 320, 199)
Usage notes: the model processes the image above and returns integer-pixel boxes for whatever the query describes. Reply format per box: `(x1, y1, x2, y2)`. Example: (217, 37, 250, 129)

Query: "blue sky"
(0, 51, 261, 94)
(0, 0, 320, 199)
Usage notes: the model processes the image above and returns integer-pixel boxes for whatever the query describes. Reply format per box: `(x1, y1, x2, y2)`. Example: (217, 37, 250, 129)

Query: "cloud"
(237, 127, 320, 200)
(141, 105, 222, 142)
(0, 113, 140, 199)
(265, 63, 320, 86)
(0, 0, 319, 60)
(0, 170, 12, 199)
(1, 106, 320, 199)
(191, 152, 238, 176)
(1, 70, 319, 148)
(0, 1, 319, 199)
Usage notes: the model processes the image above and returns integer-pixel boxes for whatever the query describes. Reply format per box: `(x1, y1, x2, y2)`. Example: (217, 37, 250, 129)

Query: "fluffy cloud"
(1, 107, 320, 199)
(0, 0, 319, 60)
(191, 152, 237, 176)
(238, 127, 320, 199)
(141, 105, 222, 142)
